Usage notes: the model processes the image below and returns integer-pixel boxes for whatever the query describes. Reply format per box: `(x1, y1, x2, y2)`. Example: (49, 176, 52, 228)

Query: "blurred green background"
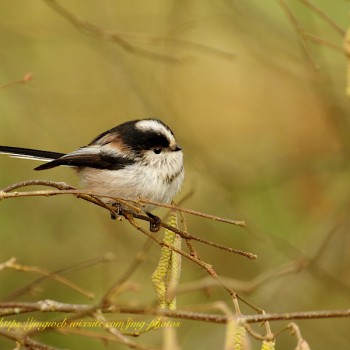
(1, 1, 350, 349)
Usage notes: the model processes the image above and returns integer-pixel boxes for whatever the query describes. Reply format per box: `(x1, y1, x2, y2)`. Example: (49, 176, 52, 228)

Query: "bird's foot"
(146, 211, 161, 232)
(110, 202, 123, 220)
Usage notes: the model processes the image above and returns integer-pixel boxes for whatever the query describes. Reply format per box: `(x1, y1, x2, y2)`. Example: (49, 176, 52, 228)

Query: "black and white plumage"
(0, 119, 184, 213)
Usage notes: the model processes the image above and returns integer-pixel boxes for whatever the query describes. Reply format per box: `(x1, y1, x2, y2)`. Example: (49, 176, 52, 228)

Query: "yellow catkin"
(151, 242, 171, 309)
(261, 340, 275, 350)
(233, 326, 247, 350)
(167, 217, 181, 310)
(224, 317, 239, 350)
(151, 212, 181, 310)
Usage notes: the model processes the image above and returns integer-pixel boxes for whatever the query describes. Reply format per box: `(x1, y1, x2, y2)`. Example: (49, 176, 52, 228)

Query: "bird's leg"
(110, 202, 123, 220)
(146, 211, 161, 232)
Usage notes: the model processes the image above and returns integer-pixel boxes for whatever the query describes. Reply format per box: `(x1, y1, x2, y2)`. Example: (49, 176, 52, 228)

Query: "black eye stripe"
(89, 119, 173, 151)
(122, 130, 170, 151)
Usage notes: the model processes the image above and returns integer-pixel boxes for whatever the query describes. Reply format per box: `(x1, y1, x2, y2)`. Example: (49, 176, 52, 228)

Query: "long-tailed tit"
(0, 119, 184, 230)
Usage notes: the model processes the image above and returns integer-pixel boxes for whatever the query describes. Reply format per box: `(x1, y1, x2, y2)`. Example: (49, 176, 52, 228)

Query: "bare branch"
(92, 310, 157, 350)
(42, 0, 183, 64)
(42, 0, 235, 64)
(0, 328, 63, 350)
(0, 300, 349, 324)
(2, 254, 115, 301)
(0, 73, 33, 90)
(176, 260, 304, 295)
(100, 239, 153, 305)
(298, 0, 345, 36)
(304, 33, 344, 54)
(2, 258, 94, 299)
(0, 180, 253, 260)
(277, 0, 319, 70)
(137, 198, 246, 227)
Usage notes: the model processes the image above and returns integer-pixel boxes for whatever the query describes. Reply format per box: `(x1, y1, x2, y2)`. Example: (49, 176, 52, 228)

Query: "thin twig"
(58, 327, 133, 343)
(125, 214, 215, 276)
(0, 183, 140, 215)
(2, 254, 115, 301)
(0, 328, 63, 350)
(42, 0, 183, 64)
(127, 211, 255, 259)
(0, 73, 33, 90)
(115, 30, 235, 61)
(0, 181, 254, 259)
(92, 310, 156, 350)
(298, 0, 345, 36)
(100, 239, 153, 305)
(304, 33, 344, 54)
(1, 180, 244, 226)
(42, 0, 235, 64)
(138, 198, 246, 227)
(277, 0, 319, 70)
(176, 260, 304, 295)
(2, 258, 94, 299)
(124, 215, 259, 314)
(178, 205, 199, 258)
(0, 181, 259, 330)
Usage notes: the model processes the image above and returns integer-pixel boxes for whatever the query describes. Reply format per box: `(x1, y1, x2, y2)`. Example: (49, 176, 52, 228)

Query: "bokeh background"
(1, 1, 350, 349)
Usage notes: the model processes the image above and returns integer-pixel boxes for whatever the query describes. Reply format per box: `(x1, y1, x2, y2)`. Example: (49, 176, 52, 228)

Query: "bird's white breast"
(78, 151, 184, 211)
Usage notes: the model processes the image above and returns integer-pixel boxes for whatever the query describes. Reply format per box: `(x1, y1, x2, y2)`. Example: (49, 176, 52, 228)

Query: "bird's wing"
(35, 146, 134, 171)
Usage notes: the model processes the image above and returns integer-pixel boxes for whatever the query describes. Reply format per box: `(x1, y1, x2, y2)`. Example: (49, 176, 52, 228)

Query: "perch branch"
(0, 180, 254, 261)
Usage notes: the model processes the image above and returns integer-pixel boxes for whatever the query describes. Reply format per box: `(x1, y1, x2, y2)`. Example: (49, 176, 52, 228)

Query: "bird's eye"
(153, 148, 162, 154)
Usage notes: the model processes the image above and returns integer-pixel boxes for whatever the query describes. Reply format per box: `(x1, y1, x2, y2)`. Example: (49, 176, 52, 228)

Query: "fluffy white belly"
(78, 164, 184, 211)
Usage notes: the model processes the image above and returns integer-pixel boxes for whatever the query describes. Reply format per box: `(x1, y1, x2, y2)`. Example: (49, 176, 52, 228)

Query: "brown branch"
(2, 253, 115, 301)
(298, 0, 345, 36)
(277, 0, 319, 70)
(123, 214, 249, 314)
(0, 180, 259, 330)
(304, 33, 345, 54)
(176, 260, 304, 295)
(0, 328, 63, 350)
(0, 180, 140, 215)
(0, 300, 349, 324)
(42, 0, 235, 64)
(178, 208, 201, 261)
(0, 181, 261, 321)
(92, 310, 157, 350)
(58, 327, 133, 344)
(137, 198, 246, 227)
(125, 214, 216, 276)
(126, 210, 254, 259)
(241, 309, 350, 323)
(100, 239, 153, 305)
(0, 180, 254, 260)
(115, 30, 235, 61)
(0, 73, 33, 90)
(1, 258, 94, 299)
(42, 0, 183, 64)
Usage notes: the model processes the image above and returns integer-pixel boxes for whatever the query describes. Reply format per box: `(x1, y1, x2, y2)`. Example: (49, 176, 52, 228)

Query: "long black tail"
(0, 146, 65, 170)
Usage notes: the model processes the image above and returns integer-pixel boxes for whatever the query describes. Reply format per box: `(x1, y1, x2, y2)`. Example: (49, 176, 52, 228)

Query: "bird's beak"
(173, 144, 182, 152)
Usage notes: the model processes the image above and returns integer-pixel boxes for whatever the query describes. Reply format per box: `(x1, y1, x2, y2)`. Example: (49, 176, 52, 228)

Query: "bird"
(0, 119, 184, 231)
